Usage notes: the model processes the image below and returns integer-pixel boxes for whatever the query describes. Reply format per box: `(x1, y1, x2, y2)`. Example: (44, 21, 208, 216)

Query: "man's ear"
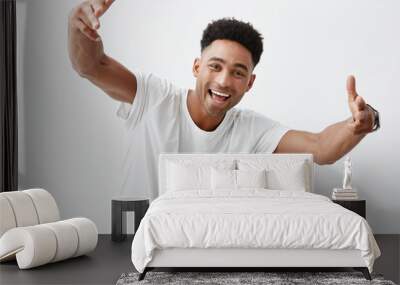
(246, 74, 256, 92)
(192, 58, 200, 78)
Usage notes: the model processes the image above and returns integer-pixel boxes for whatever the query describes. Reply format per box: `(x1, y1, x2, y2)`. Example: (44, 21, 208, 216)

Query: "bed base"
(138, 267, 371, 281)
(138, 248, 372, 281)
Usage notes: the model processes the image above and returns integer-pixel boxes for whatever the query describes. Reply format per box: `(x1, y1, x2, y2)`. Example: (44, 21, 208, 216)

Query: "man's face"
(192, 39, 256, 117)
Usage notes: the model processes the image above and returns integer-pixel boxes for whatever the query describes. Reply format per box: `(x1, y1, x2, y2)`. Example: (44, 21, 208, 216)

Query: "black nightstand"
(332, 199, 366, 219)
(111, 197, 149, 242)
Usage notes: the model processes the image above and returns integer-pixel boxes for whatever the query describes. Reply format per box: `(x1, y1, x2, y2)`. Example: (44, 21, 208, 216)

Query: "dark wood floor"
(0, 235, 133, 285)
(0, 234, 398, 285)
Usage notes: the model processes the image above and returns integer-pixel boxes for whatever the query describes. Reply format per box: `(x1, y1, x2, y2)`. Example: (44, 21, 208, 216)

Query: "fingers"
(353, 108, 369, 123)
(92, 0, 115, 18)
(74, 19, 100, 41)
(91, 1, 105, 18)
(71, 0, 116, 41)
(346, 75, 357, 103)
(347, 75, 366, 118)
(348, 96, 364, 117)
(346, 75, 373, 134)
(105, 0, 116, 6)
(80, 3, 99, 30)
(348, 99, 374, 134)
(355, 95, 366, 111)
(72, 2, 101, 42)
(348, 114, 373, 134)
(349, 95, 367, 126)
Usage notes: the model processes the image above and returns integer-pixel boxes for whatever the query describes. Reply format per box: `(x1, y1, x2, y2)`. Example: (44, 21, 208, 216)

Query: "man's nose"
(215, 70, 231, 88)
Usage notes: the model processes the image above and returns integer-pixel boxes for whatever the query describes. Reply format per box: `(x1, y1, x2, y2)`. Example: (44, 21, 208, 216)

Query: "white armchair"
(0, 188, 98, 269)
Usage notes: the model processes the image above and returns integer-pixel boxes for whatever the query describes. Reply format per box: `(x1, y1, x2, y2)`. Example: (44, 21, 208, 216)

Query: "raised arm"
(68, 0, 136, 104)
(274, 76, 378, 165)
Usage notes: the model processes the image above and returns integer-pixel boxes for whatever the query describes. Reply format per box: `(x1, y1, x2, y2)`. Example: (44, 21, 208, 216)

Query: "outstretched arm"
(274, 76, 376, 165)
(68, 0, 136, 104)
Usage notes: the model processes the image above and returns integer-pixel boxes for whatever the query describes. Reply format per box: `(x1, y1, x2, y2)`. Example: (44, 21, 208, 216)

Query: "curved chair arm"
(0, 218, 98, 269)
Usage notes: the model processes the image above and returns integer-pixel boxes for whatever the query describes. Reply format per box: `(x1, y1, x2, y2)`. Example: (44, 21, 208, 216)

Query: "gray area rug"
(116, 271, 396, 285)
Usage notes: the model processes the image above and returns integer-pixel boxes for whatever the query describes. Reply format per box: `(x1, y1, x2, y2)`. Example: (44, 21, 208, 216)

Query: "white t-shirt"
(116, 71, 290, 200)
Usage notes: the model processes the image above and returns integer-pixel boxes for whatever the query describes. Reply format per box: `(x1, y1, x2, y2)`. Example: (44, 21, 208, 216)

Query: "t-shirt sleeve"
(252, 113, 291, 153)
(116, 70, 173, 129)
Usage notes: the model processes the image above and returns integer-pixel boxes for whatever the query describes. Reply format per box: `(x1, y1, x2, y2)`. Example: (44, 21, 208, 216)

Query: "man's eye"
(209, 64, 219, 70)
(234, 70, 245, 77)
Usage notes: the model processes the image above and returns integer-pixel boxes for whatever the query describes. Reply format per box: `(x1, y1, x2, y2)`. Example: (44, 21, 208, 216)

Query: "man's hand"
(69, 0, 115, 42)
(275, 75, 377, 164)
(68, 0, 136, 104)
(347, 75, 375, 135)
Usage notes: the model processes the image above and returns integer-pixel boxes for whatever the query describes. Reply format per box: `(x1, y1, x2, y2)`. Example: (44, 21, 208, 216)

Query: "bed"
(130, 153, 381, 281)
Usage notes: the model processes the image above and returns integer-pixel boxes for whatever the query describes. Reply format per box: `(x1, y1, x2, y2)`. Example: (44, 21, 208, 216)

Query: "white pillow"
(211, 168, 236, 189)
(237, 169, 267, 189)
(237, 160, 308, 191)
(166, 160, 235, 191)
(266, 162, 307, 191)
(166, 162, 210, 191)
(211, 168, 268, 190)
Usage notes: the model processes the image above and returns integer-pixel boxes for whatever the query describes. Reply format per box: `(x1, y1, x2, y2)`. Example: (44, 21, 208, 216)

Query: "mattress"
(131, 189, 381, 273)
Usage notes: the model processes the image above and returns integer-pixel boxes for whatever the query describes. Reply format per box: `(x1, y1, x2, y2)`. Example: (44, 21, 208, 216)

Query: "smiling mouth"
(208, 89, 231, 103)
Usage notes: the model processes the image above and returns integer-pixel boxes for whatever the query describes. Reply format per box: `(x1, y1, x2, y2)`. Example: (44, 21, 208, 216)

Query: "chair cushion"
(0, 189, 60, 237)
(0, 196, 16, 237)
(23, 188, 60, 223)
(0, 191, 40, 228)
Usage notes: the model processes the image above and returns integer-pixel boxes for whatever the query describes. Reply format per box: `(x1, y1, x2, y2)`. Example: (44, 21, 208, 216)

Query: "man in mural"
(68, 0, 379, 198)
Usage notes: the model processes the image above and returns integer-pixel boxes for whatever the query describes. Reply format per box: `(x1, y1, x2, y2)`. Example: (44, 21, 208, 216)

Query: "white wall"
(17, 0, 400, 234)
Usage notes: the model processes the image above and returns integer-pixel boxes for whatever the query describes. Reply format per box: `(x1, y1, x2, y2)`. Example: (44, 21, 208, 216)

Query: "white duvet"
(131, 189, 380, 273)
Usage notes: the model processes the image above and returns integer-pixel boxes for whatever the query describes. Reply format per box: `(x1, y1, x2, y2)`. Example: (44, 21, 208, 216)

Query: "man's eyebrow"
(208, 57, 249, 72)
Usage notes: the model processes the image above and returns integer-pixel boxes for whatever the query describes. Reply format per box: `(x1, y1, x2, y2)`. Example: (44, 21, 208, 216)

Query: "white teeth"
(211, 90, 230, 97)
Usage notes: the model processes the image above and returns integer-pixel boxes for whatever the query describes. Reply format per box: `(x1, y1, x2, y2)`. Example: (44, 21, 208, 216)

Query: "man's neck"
(187, 89, 225, 132)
